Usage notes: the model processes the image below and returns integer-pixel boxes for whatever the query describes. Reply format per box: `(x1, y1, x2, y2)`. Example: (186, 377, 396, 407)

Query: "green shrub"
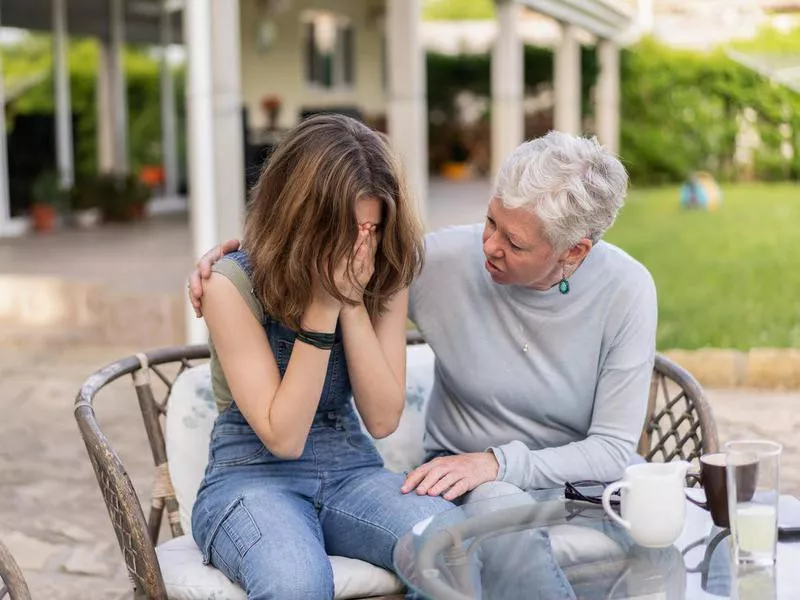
(619, 37, 800, 184)
(4, 37, 185, 181)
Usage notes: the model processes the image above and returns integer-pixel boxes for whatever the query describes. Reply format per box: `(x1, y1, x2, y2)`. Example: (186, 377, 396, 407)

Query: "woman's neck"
(530, 253, 589, 291)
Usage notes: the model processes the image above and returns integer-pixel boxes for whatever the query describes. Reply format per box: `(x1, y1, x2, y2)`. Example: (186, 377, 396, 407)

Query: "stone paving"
(0, 340, 798, 599)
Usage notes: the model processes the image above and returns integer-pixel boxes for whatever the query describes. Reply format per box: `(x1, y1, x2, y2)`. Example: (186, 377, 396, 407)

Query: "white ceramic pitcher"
(601, 461, 690, 548)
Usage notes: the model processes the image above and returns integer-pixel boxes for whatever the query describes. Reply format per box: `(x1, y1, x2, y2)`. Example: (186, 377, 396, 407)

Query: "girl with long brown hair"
(190, 114, 451, 599)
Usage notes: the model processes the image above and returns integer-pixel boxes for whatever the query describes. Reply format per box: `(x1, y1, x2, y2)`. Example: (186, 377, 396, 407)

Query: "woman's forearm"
(490, 435, 635, 490)
(339, 303, 404, 438)
(264, 302, 341, 457)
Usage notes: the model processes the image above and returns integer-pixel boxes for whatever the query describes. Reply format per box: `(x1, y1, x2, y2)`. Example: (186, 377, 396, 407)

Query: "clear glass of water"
(725, 440, 782, 565)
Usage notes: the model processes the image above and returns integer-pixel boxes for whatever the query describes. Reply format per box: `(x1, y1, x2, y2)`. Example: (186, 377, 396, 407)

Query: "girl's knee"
(240, 547, 334, 600)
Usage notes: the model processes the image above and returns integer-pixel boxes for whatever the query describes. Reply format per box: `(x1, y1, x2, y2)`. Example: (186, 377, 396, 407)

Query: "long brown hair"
(243, 114, 424, 330)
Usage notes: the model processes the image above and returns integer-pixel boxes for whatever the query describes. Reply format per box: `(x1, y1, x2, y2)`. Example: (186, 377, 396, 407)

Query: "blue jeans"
(192, 404, 452, 599)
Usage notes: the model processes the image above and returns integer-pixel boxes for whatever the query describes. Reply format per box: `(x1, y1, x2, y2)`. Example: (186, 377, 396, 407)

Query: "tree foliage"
(620, 37, 800, 184)
(422, 0, 495, 21)
(4, 26, 798, 187)
(2, 36, 185, 180)
(425, 36, 800, 183)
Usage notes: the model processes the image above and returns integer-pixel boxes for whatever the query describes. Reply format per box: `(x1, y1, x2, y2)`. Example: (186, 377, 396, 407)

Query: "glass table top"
(393, 489, 800, 599)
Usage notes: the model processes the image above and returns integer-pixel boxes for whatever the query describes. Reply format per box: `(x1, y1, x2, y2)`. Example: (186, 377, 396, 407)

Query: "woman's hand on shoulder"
(188, 239, 241, 317)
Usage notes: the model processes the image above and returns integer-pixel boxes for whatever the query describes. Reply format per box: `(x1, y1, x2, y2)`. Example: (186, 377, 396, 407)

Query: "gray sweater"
(409, 224, 658, 489)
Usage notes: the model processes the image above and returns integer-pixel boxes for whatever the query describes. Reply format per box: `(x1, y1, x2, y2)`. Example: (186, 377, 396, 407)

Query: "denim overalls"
(191, 251, 452, 600)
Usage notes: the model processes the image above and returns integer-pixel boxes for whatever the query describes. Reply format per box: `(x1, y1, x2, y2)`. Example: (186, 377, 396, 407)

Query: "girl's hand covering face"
(312, 223, 379, 310)
(337, 223, 378, 303)
(354, 223, 378, 289)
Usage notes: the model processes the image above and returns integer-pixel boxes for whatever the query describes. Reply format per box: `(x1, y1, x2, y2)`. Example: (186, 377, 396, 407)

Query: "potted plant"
(69, 177, 103, 229)
(124, 174, 152, 220)
(440, 135, 472, 181)
(99, 173, 152, 222)
(30, 170, 68, 233)
(261, 94, 282, 130)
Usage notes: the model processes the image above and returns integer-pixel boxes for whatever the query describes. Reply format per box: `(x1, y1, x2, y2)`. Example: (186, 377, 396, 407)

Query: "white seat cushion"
(156, 535, 403, 600)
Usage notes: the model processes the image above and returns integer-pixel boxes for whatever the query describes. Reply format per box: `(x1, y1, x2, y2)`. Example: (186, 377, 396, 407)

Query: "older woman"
(400, 131, 657, 503)
(189, 131, 657, 505)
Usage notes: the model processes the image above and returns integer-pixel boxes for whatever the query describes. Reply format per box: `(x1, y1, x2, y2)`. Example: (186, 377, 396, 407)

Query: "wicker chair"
(638, 355, 719, 473)
(74, 337, 717, 599)
(0, 538, 31, 600)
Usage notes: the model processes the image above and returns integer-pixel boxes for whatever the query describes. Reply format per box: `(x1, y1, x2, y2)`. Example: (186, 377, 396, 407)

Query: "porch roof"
(726, 48, 800, 94)
(516, 0, 633, 39)
(1, 0, 182, 44)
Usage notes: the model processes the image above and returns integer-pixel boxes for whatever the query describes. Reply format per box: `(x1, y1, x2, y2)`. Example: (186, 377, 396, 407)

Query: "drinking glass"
(725, 440, 782, 565)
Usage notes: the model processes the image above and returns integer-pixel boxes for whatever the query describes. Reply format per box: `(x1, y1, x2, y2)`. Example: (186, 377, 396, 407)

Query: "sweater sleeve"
(490, 273, 658, 489)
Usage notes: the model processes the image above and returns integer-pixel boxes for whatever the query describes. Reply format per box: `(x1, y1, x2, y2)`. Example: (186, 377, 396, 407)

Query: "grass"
(604, 182, 800, 350)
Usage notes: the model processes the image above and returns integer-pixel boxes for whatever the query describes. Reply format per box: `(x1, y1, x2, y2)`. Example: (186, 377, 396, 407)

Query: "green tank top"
(207, 258, 265, 413)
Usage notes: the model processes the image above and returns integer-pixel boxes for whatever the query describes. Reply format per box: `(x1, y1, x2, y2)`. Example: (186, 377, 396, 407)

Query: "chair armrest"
(73, 346, 209, 599)
(75, 401, 167, 599)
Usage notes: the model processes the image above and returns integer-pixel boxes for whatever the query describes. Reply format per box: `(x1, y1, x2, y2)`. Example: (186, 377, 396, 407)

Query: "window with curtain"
(302, 11, 355, 89)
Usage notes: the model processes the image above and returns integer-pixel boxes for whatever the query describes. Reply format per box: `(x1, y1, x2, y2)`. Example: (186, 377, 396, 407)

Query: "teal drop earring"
(558, 265, 570, 295)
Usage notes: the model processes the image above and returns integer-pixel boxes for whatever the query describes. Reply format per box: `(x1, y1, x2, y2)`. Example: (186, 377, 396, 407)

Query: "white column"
(491, 0, 524, 177)
(96, 40, 115, 173)
(0, 4, 11, 235)
(185, 0, 216, 344)
(596, 39, 620, 155)
(637, 0, 654, 35)
(387, 0, 427, 224)
(53, 0, 74, 189)
(210, 0, 245, 242)
(184, 0, 245, 343)
(110, 0, 129, 174)
(160, 4, 179, 197)
(554, 23, 581, 134)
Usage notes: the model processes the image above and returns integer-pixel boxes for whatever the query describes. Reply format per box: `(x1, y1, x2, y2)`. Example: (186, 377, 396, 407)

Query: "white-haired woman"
(189, 131, 658, 505)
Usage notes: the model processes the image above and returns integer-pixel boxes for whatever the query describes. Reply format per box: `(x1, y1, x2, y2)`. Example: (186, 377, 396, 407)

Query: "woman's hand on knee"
(188, 239, 241, 317)
(401, 452, 500, 501)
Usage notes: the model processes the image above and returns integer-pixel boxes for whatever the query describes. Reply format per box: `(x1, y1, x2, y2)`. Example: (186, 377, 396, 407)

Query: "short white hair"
(494, 131, 628, 251)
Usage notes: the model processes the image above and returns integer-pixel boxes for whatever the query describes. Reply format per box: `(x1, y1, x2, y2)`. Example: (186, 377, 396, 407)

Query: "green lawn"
(604, 183, 800, 350)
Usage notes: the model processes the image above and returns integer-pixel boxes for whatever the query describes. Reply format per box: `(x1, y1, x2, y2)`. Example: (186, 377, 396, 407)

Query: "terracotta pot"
(31, 203, 57, 233)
